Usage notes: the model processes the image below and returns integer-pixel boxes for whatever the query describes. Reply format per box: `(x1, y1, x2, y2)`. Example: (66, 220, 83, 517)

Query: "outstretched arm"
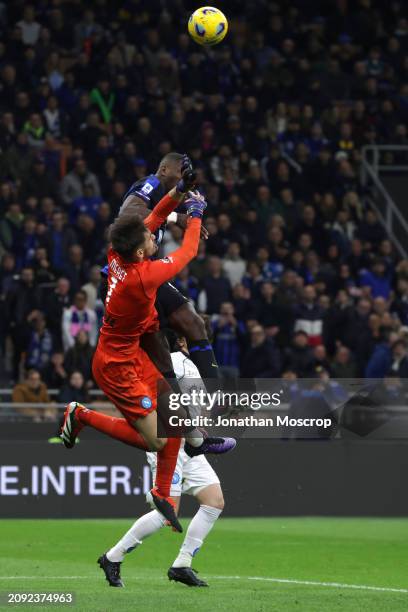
(141, 194, 207, 295)
(144, 188, 185, 233)
(142, 217, 202, 294)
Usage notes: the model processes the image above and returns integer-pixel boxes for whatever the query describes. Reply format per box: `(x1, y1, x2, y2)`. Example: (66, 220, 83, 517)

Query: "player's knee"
(208, 493, 225, 511)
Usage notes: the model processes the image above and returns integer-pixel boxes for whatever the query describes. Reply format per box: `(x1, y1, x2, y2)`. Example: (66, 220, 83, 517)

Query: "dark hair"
(108, 213, 147, 259)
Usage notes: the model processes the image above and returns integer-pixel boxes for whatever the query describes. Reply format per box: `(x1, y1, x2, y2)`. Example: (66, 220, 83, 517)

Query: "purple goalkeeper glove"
(176, 154, 197, 194)
(185, 192, 207, 219)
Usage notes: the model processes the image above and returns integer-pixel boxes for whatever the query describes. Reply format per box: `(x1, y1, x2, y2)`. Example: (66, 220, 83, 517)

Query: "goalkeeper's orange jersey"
(96, 195, 201, 363)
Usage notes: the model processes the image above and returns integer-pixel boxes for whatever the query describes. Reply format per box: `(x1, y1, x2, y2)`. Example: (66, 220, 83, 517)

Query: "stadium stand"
(0, 1, 408, 420)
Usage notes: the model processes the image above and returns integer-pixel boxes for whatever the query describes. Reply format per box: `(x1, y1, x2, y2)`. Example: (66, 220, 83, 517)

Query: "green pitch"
(0, 518, 407, 611)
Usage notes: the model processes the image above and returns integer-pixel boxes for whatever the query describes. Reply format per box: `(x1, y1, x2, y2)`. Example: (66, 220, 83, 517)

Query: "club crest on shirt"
(160, 256, 174, 264)
(172, 472, 181, 484)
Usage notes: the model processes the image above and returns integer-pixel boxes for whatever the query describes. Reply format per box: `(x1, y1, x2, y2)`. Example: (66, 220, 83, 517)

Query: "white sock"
(106, 510, 166, 562)
(172, 505, 222, 568)
(185, 428, 204, 447)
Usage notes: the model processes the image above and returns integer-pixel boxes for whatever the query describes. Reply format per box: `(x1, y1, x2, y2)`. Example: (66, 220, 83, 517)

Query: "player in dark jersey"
(103, 152, 222, 396)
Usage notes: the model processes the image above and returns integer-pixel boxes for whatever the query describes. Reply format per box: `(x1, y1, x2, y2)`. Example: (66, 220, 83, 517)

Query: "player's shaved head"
(158, 151, 184, 169)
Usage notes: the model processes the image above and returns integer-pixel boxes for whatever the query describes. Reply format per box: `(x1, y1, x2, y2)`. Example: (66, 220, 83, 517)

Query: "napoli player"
(98, 331, 224, 588)
(104, 153, 222, 393)
(60, 175, 235, 533)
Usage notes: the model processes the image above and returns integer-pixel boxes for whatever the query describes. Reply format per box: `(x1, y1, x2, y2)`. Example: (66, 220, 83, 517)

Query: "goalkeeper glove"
(176, 154, 197, 194)
(185, 192, 207, 219)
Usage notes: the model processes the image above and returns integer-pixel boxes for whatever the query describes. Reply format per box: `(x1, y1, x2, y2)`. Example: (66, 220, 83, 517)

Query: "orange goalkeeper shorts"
(92, 347, 169, 422)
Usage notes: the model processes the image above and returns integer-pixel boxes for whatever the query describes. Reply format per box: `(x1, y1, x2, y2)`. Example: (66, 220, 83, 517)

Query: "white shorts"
(146, 444, 220, 497)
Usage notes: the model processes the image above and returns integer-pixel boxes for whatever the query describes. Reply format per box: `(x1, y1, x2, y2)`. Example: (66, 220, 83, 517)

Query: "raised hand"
(176, 154, 197, 194)
(185, 191, 207, 219)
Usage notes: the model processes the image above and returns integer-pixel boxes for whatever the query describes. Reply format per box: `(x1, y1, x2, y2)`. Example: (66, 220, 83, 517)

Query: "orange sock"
(155, 437, 181, 498)
(77, 408, 149, 450)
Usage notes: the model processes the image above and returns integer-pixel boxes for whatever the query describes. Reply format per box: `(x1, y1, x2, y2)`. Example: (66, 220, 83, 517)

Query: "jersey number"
(105, 276, 118, 305)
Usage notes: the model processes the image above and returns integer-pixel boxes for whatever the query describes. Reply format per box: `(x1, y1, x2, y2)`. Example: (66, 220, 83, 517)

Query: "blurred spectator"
(357, 209, 386, 248)
(63, 330, 94, 383)
(81, 265, 102, 311)
(70, 184, 104, 222)
(74, 10, 104, 51)
(12, 369, 56, 421)
(60, 158, 100, 206)
(42, 352, 68, 388)
(283, 330, 315, 377)
(359, 258, 392, 299)
(62, 291, 97, 351)
(17, 6, 41, 46)
(63, 244, 89, 293)
(211, 302, 245, 377)
(365, 327, 393, 378)
(198, 256, 231, 314)
(241, 325, 281, 378)
(255, 281, 291, 346)
(58, 370, 90, 404)
(313, 344, 331, 373)
(44, 277, 71, 348)
(43, 211, 77, 273)
(26, 312, 53, 371)
(391, 279, 408, 325)
(222, 242, 246, 287)
(388, 340, 408, 379)
(294, 285, 324, 346)
(20, 156, 59, 201)
(6, 267, 42, 378)
(331, 346, 358, 379)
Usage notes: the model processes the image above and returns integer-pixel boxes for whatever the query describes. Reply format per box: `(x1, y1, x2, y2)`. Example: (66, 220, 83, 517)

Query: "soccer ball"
(188, 7, 228, 46)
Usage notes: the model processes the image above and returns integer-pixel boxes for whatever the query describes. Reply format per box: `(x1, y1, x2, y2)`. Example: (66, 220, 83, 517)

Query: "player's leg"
(134, 403, 182, 509)
(60, 395, 235, 457)
(61, 352, 183, 530)
(98, 496, 182, 587)
(159, 282, 222, 382)
(172, 484, 224, 564)
(60, 401, 182, 531)
(168, 454, 223, 587)
(98, 454, 183, 589)
(170, 302, 221, 379)
(106, 496, 182, 563)
(140, 330, 183, 394)
(60, 401, 151, 450)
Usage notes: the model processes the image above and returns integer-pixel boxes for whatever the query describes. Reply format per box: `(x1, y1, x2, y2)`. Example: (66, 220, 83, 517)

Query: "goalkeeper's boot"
(59, 402, 84, 449)
(184, 436, 236, 458)
(168, 566, 208, 587)
(98, 553, 124, 587)
(147, 488, 183, 533)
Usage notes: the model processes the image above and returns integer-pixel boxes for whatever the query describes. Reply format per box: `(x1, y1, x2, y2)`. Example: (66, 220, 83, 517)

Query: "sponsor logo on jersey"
(141, 396, 153, 409)
(141, 182, 154, 195)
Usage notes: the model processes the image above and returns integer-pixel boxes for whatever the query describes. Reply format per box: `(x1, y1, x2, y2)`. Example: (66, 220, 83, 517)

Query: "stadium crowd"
(0, 0, 408, 415)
